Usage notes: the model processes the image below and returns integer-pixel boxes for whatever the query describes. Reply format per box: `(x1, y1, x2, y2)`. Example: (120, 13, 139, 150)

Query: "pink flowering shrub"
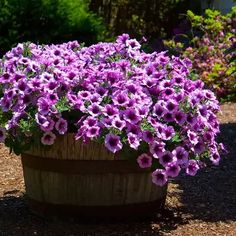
(164, 8, 236, 102)
(0, 34, 225, 186)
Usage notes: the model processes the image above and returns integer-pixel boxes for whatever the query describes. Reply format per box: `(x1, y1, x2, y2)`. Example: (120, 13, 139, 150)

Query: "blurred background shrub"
(164, 7, 236, 102)
(89, 0, 200, 50)
(0, 0, 106, 56)
(0, 0, 201, 55)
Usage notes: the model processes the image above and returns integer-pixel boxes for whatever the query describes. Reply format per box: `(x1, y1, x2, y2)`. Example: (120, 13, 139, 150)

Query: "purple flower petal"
(41, 132, 56, 145)
(137, 153, 152, 168)
(105, 134, 123, 153)
(152, 169, 168, 186)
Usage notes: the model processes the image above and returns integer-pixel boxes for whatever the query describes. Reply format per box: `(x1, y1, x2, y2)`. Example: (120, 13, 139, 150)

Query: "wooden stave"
(21, 133, 168, 219)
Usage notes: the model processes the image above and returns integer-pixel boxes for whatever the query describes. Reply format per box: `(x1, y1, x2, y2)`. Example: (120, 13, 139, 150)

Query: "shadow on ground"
(0, 195, 188, 235)
(169, 123, 236, 222)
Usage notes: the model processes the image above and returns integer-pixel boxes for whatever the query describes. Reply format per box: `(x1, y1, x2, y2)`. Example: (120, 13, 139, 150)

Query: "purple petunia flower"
(204, 90, 216, 101)
(86, 126, 100, 138)
(17, 80, 28, 93)
(37, 97, 51, 115)
(138, 106, 149, 118)
(123, 108, 141, 124)
(28, 78, 42, 91)
(163, 112, 175, 123)
(88, 94, 101, 104)
(159, 151, 175, 167)
(83, 117, 98, 127)
(105, 134, 123, 153)
(186, 114, 197, 126)
(87, 103, 101, 117)
(100, 117, 112, 128)
(150, 141, 165, 158)
(96, 87, 107, 97)
(40, 118, 55, 132)
(165, 162, 181, 177)
(116, 33, 130, 44)
(152, 169, 168, 186)
(162, 126, 175, 140)
(111, 117, 126, 131)
(78, 91, 91, 100)
(142, 130, 154, 143)
(187, 130, 198, 145)
(127, 124, 141, 136)
(22, 94, 31, 105)
(35, 113, 49, 126)
(103, 104, 119, 117)
(174, 111, 187, 125)
(165, 100, 178, 112)
(0, 97, 11, 112)
(107, 71, 122, 85)
(162, 88, 174, 97)
(172, 146, 189, 165)
(113, 92, 129, 107)
(45, 80, 59, 92)
(127, 133, 140, 150)
(0, 73, 11, 83)
(172, 76, 184, 85)
(126, 83, 139, 94)
(6, 89, 16, 99)
(126, 39, 141, 50)
(198, 105, 208, 118)
(47, 93, 59, 105)
(153, 103, 166, 118)
(41, 131, 56, 145)
(210, 151, 220, 165)
(137, 153, 152, 168)
(55, 118, 68, 135)
(193, 141, 205, 154)
(186, 160, 200, 176)
(175, 93, 184, 102)
(203, 131, 214, 143)
(75, 126, 86, 141)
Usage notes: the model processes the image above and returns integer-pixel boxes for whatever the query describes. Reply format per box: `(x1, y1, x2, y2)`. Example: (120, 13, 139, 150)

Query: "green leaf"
(171, 133, 182, 143)
(55, 96, 71, 112)
(226, 67, 236, 75)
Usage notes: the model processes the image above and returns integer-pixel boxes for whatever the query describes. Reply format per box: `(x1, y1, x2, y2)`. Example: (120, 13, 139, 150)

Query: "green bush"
(0, 0, 106, 55)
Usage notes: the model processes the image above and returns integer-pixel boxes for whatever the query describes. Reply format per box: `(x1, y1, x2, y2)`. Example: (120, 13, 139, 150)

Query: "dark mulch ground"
(0, 103, 236, 236)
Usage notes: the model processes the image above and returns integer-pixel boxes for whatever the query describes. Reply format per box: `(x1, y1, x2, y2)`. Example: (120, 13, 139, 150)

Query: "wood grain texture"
(22, 133, 167, 216)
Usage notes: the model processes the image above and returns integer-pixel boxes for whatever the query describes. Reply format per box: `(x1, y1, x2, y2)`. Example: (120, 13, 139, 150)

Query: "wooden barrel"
(21, 133, 167, 220)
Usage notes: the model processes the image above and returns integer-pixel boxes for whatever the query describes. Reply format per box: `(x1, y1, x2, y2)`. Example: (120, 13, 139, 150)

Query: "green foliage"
(55, 97, 71, 113)
(0, 110, 12, 127)
(3, 115, 39, 155)
(0, 0, 106, 56)
(171, 133, 182, 143)
(140, 119, 155, 133)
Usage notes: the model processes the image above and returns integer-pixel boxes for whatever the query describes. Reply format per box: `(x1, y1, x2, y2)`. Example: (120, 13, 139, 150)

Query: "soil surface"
(0, 103, 236, 236)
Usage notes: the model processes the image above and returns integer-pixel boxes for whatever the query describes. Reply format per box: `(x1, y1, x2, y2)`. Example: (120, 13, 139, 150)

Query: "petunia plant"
(0, 34, 225, 186)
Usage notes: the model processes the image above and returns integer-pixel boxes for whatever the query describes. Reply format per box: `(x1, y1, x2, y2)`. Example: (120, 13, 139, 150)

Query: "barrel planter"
(21, 133, 167, 220)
